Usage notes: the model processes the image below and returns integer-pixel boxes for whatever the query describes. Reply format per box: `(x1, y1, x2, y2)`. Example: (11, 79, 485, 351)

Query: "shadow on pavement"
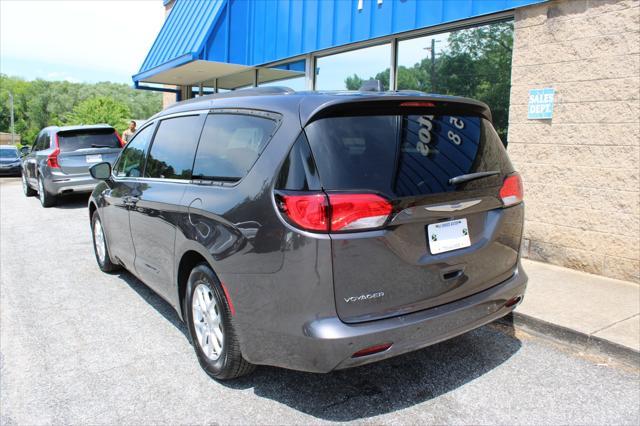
(113, 268, 521, 421)
(51, 193, 91, 210)
(115, 270, 190, 340)
(222, 323, 521, 421)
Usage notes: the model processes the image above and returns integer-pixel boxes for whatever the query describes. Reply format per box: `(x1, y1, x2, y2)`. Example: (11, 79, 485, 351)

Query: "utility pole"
(424, 39, 440, 93)
(430, 38, 436, 93)
(9, 92, 15, 145)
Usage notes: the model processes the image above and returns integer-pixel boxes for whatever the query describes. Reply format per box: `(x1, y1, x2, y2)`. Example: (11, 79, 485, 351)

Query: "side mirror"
(90, 162, 112, 180)
(20, 146, 31, 155)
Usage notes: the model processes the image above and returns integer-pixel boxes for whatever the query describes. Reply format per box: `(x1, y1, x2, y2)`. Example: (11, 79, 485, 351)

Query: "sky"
(0, 0, 165, 84)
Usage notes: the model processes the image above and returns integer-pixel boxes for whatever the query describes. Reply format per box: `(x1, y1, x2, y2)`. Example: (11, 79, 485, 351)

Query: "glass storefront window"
(315, 43, 391, 91)
(259, 59, 306, 91)
(396, 21, 514, 140)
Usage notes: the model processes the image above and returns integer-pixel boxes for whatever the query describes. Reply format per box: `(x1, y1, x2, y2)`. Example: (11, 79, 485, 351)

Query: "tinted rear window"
(304, 115, 513, 198)
(57, 129, 120, 152)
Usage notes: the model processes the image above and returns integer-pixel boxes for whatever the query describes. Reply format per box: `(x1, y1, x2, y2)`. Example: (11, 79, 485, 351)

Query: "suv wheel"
(91, 211, 120, 272)
(185, 263, 254, 380)
(22, 173, 36, 197)
(38, 176, 56, 207)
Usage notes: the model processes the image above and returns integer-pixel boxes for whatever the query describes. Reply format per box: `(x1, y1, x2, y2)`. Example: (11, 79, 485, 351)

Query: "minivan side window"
(114, 124, 154, 177)
(144, 115, 203, 180)
(192, 113, 277, 181)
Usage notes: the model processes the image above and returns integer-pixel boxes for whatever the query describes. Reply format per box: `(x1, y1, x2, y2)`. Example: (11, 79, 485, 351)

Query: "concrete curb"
(498, 312, 640, 369)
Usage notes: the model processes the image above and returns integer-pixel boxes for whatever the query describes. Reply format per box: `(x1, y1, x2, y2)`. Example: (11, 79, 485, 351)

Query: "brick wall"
(146, 0, 639, 281)
(508, 0, 640, 283)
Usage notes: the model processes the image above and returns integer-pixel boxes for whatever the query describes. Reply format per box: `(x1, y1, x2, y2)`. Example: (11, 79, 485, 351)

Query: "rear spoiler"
(57, 127, 116, 136)
(300, 95, 492, 126)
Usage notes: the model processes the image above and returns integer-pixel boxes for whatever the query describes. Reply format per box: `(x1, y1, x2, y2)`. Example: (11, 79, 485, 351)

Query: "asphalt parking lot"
(1, 177, 639, 425)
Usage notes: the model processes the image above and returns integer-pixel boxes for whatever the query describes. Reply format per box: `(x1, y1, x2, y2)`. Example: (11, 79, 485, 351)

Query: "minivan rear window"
(57, 129, 120, 152)
(304, 115, 513, 198)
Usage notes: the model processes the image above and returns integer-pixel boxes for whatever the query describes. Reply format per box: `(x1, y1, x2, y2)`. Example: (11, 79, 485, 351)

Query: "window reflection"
(396, 21, 514, 140)
(315, 43, 391, 91)
(259, 59, 306, 91)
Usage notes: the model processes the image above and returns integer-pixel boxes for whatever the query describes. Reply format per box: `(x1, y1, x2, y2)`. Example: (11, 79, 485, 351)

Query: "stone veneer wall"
(508, 0, 640, 282)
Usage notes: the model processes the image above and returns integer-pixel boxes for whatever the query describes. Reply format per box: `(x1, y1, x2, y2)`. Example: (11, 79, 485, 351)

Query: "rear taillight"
(47, 135, 60, 169)
(329, 194, 392, 231)
(500, 173, 523, 207)
(279, 193, 329, 231)
(115, 131, 125, 147)
(277, 192, 392, 232)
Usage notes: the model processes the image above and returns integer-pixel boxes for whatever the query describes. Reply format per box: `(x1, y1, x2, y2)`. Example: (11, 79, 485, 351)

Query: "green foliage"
(344, 21, 514, 140)
(65, 97, 131, 131)
(0, 74, 162, 144)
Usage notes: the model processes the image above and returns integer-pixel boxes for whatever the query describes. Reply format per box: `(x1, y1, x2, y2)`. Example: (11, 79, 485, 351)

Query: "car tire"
(185, 263, 254, 380)
(38, 176, 56, 207)
(91, 211, 120, 272)
(22, 173, 36, 197)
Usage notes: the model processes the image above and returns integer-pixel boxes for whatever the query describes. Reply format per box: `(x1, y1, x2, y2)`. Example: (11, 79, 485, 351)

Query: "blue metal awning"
(133, 0, 228, 84)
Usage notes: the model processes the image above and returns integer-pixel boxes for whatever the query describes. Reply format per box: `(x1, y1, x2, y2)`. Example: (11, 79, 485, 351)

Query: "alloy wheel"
(192, 282, 224, 361)
(93, 219, 106, 264)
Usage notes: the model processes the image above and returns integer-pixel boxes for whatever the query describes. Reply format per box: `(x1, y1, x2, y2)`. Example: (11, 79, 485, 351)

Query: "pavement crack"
(591, 313, 639, 335)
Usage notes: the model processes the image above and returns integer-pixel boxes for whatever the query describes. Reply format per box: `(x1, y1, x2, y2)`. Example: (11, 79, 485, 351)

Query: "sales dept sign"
(528, 88, 555, 119)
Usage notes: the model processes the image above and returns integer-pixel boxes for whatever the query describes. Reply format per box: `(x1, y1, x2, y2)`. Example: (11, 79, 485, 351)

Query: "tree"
(0, 74, 162, 145)
(64, 96, 131, 131)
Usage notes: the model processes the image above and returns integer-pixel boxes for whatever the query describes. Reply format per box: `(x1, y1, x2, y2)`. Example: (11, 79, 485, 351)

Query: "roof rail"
(165, 86, 295, 111)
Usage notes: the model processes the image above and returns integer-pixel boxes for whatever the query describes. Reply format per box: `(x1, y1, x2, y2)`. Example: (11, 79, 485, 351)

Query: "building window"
(315, 43, 391, 91)
(259, 59, 306, 91)
(396, 21, 514, 140)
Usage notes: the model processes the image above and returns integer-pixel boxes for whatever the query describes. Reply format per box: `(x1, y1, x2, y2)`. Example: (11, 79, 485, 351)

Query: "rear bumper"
(245, 264, 527, 373)
(46, 173, 98, 194)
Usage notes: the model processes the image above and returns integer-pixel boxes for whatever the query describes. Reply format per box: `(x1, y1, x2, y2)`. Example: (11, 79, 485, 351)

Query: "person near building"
(122, 121, 137, 143)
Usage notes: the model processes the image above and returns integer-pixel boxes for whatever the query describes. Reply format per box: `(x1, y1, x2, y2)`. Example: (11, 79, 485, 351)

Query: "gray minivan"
(22, 125, 123, 207)
(88, 88, 527, 380)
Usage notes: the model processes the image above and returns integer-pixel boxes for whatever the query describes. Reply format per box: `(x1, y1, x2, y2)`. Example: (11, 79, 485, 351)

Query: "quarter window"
(192, 113, 277, 181)
(114, 124, 154, 177)
(145, 115, 203, 180)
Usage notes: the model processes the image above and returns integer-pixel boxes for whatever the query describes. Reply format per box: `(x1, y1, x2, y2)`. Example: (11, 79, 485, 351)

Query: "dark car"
(22, 125, 124, 207)
(88, 88, 527, 380)
(0, 145, 22, 176)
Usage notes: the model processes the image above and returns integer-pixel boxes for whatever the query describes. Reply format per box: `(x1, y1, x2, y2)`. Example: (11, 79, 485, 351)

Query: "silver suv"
(22, 125, 123, 207)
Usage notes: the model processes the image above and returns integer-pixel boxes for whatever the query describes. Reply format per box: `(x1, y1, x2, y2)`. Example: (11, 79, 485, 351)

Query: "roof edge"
(132, 53, 196, 83)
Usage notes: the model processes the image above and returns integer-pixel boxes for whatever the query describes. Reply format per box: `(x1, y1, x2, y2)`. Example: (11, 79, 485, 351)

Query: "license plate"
(427, 218, 471, 254)
(86, 154, 102, 163)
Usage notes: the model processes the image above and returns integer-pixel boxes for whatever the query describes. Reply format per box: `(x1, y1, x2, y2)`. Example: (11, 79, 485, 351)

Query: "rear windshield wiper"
(191, 174, 241, 183)
(91, 144, 113, 148)
(449, 171, 500, 186)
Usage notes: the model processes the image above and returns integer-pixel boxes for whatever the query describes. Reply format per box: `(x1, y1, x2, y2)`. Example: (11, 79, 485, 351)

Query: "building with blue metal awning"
(135, 0, 640, 284)
(134, 0, 544, 96)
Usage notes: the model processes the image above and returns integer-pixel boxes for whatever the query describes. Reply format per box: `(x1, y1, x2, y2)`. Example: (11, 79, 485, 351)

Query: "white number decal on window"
(449, 117, 465, 129)
(447, 130, 462, 146)
(417, 115, 435, 157)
